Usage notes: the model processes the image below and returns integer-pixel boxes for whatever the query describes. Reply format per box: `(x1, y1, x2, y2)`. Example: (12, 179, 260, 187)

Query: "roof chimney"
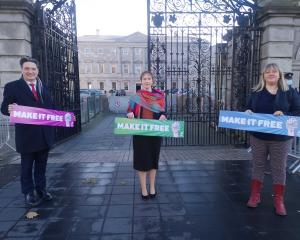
(96, 29, 100, 35)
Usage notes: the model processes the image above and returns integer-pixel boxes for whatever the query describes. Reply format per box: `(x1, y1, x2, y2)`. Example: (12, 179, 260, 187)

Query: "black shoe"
(149, 192, 157, 199)
(25, 192, 40, 207)
(141, 194, 149, 200)
(36, 190, 53, 201)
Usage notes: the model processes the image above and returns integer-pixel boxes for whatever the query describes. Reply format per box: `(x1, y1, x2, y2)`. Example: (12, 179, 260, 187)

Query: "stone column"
(0, 0, 33, 100)
(258, 0, 300, 88)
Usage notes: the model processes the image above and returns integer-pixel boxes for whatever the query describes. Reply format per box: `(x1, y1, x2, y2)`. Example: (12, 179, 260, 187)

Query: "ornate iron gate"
(31, 0, 81, 142)
(147, 0, 261, 146)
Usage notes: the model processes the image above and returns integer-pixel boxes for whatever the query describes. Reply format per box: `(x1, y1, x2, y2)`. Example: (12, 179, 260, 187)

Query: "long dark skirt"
(133, 135, 162, 171)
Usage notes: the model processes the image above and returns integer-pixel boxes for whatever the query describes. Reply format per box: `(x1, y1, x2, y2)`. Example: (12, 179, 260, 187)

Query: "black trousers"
(20, 149, 49, 194)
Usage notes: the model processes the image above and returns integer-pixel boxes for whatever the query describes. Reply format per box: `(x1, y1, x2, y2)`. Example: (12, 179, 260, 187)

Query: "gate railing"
(80, 96, 100, 124)
(81, 95, 109, 124)
(0, 116, 9, 149)
(163, 113, 247, 146)
(0, 115, 15, 150)
(32, 0, 81, 142)
(289, 137, 300, 173)
(148, 0, 260, 146)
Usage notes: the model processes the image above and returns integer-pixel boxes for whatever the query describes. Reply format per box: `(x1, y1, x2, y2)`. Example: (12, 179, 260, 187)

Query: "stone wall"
(0, 0, 33, 102)
(1, 0, 300, 101)
(258, 0, 300, 89)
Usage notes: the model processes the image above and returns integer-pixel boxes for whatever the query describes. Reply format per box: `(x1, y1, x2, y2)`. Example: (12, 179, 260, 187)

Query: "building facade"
(77, 32, 147, 95)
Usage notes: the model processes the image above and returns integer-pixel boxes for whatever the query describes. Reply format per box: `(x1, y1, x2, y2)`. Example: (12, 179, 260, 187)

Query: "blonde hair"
(253, 63, 288, 92)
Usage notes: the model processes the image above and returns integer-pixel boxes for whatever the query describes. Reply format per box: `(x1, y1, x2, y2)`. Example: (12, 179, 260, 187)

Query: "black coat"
(1, 78, 55, 153)
(246, 87, 300, 116)
(246, 87, 300, 141)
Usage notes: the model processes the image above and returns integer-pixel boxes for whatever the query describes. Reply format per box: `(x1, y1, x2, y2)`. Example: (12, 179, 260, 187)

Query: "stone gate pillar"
(0, 0, 33, 101)
(258, 0, 300, 89)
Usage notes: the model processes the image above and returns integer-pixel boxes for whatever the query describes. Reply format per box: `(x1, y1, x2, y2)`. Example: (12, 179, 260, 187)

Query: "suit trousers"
(21, 149, 49, 194)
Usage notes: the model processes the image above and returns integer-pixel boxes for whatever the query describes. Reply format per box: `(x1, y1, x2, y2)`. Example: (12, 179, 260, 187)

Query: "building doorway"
(136, 83, 141, 92)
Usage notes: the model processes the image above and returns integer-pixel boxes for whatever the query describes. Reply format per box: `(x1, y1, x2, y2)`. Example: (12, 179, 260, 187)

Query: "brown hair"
(140, 70, 154, 81)
(19, 56, 39, 69)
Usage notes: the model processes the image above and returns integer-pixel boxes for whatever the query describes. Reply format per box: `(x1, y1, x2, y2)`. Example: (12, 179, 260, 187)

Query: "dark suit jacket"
(1, 78, 55, 153)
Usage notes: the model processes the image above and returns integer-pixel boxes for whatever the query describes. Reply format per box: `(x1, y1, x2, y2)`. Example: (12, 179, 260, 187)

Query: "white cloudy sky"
(75, 0, 147, 36)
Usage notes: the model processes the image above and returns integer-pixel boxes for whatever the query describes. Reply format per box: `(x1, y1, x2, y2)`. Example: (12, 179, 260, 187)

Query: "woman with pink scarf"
(127, 71, 167, 200)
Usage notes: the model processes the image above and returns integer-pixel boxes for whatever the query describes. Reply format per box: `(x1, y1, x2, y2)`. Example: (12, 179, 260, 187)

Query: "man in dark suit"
(1, 57, 55, 206)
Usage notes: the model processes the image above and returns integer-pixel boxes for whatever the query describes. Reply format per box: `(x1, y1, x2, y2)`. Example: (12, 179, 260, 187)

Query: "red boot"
(247, 179, 262, 208)
(273, 184, 287, 216)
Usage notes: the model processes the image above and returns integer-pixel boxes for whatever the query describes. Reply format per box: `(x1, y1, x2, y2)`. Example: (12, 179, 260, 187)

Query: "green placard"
(114, 117, 184, 138)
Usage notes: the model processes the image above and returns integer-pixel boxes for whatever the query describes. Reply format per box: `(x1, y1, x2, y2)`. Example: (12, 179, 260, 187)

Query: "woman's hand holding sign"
(274, 111, 284, 116)
(159, 114, 167, 120)
(127, 112, 134, 119)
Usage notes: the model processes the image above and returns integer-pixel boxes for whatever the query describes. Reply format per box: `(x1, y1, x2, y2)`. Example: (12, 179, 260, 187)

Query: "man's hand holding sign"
(0, 57, 71, 207)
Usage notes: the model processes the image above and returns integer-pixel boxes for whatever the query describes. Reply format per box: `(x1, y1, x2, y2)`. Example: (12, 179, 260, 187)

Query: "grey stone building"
(1, 0, 300, 100)
(77, 31, 147, 94)
(258, 0, 300, 88)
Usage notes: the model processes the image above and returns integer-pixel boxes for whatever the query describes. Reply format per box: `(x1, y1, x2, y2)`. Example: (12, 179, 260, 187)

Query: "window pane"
(134, 64, 141, 74)
(93, 63, 99, 73)
(100, 82, 104, 90)
(112, 64, 117, 73)
(84, 48, 91, 54)
(123, 64, 129, 74)
(111, 48, 117, 56)
(122, 48, 129, 55)
(134, 48, 142, 55)
(112, 82, 116, 90)
(124, 82, 129, 90)
(85, 63, 92, 73)
(99, 64, 104, 73)
(97, 48, 104, 54)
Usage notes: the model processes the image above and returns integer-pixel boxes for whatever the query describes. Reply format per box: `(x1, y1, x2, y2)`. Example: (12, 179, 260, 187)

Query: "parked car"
(178, 89, 194, 95)
(115, 89, 126, 96)
(164, 88, 181, 94)
(80, 89, 104, 97)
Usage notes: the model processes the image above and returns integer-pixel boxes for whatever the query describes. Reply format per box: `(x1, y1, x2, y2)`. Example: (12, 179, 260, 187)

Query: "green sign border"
(114, 117, 184, 138)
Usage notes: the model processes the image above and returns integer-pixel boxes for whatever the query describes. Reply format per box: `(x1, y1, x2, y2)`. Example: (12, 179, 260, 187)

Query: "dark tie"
(29, 83, 39, 101)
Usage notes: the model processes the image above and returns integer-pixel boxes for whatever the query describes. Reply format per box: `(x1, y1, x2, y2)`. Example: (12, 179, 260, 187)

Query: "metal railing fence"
(289, 137, 300, 173)
(81, 95, 108, 124)
(0, 115, 15, 150)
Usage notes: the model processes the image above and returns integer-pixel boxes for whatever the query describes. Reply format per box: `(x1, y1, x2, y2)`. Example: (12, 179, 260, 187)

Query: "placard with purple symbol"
(10, 105, 75, 127)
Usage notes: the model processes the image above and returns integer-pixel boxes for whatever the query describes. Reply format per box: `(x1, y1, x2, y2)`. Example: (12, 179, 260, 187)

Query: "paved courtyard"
(0, 114, 300, 240)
